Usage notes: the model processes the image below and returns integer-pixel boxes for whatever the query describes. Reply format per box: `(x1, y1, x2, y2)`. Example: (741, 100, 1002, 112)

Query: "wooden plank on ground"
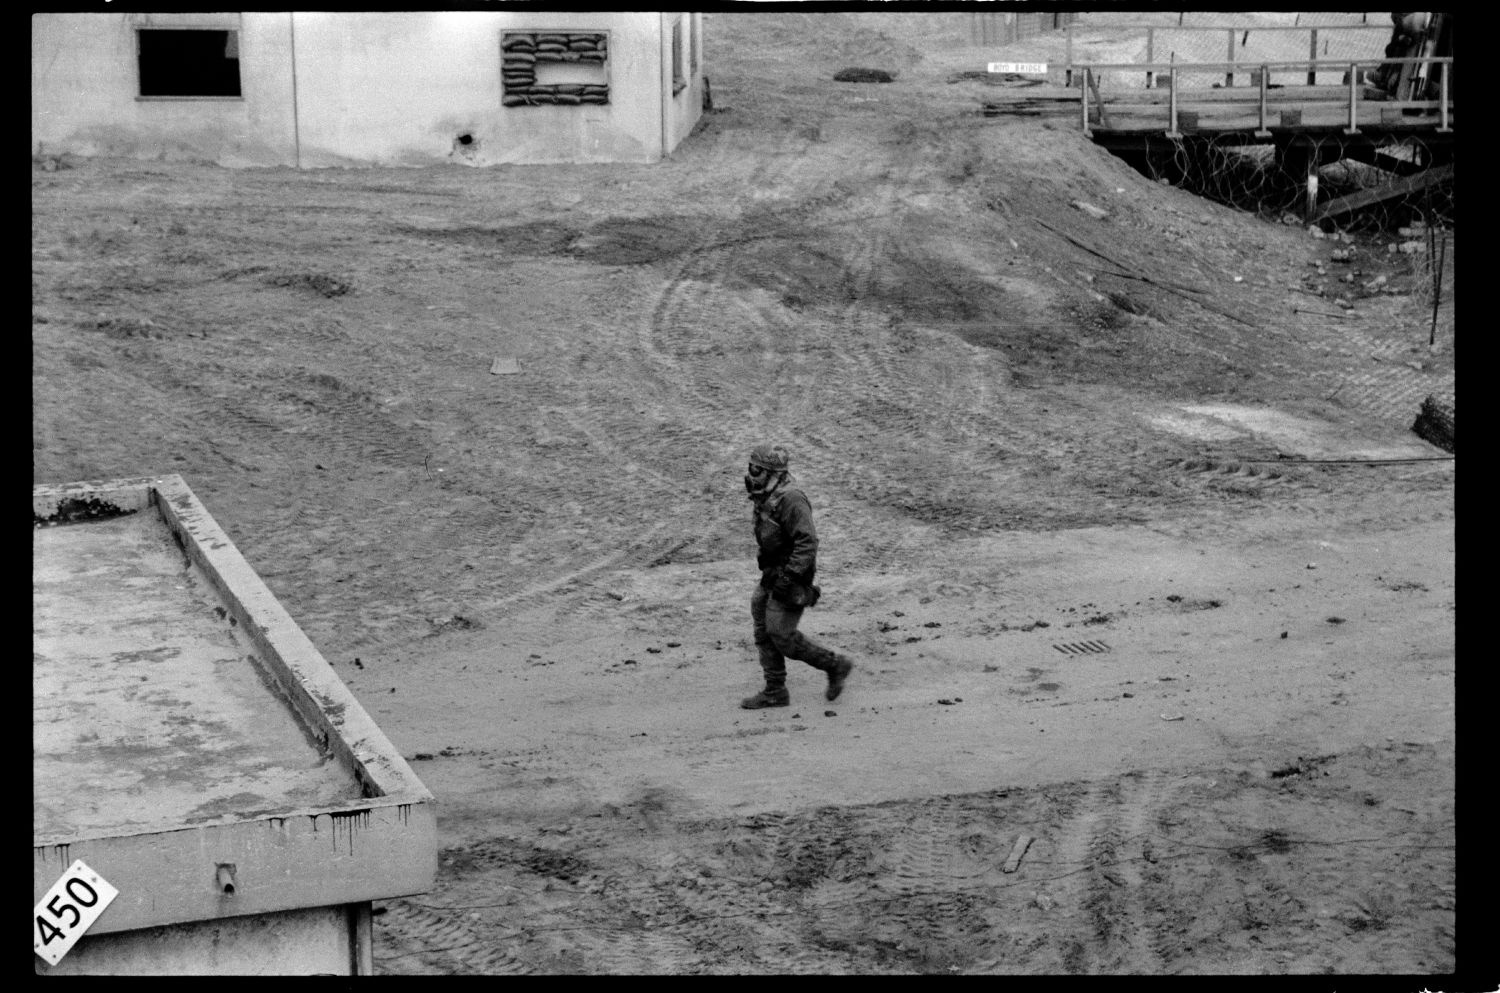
(1003, 835, 1035, 873)
(1313, 163, 1454, 222)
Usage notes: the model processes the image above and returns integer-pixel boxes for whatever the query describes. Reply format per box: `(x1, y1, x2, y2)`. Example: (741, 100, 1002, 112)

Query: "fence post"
(1226, 28, 1235, 87)
(1167, 65, 1181, 137)
(1081, 68, 1092, 137)
(1146, 28, 1155, 88)
(1307, 29, 1318, 86)
(1065, 24, 1074, 87)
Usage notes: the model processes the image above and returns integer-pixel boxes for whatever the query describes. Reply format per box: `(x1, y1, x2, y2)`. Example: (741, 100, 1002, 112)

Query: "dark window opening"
(138, 29, 241, 98)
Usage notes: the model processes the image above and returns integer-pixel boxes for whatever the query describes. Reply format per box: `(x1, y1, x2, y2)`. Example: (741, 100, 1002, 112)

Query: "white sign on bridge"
(989, 62, 1048, 75)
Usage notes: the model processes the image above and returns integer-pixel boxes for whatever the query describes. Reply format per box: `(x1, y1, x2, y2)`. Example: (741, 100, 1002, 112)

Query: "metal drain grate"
(1053, 640, 1111, 656)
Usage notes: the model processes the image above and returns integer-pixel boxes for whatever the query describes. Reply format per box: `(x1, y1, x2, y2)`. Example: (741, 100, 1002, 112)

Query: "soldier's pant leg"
(763, 596, 844, 672)
(750, 585, 787, 690)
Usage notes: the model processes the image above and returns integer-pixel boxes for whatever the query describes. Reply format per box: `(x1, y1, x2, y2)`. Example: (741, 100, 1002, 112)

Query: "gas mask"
(744, 462, 781, 498)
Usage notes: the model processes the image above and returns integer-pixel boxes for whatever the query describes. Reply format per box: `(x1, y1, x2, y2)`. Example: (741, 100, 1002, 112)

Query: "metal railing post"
(1145, 27, 1154, 88)
(1344, 62, 1360, 134)
(1226, 28, 1235, 87)
(1438, 59, 1451, 132)
(1167, 65, 1180, 137)
(1307, 28, 1318, 86)
(1255, 63, 1271, 137)
(1081, 67, 1091, 136)
(1065, 24, 1073, 87)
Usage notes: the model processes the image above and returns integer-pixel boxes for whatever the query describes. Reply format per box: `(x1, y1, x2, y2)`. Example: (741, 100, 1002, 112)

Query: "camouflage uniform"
(742, 444, 853, 709)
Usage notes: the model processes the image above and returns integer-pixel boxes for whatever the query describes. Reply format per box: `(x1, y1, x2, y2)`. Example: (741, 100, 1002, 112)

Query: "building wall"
(660, 12, 707, 158)
(32, 13, 299, 167)
(32, 11, 704, 167)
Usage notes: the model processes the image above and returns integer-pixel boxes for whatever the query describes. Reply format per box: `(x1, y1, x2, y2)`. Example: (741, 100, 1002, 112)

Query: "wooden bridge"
(981, 20, 1455, 224)
(1077, 56, 1452, 224)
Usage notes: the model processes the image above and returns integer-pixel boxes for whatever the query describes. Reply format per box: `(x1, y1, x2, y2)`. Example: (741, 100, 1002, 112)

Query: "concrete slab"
(33, 476, 436, 940)
(34, 511, 360, 837)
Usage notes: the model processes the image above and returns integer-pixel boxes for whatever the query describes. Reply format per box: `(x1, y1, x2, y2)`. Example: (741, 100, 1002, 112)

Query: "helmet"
(748, 443, 790, 473)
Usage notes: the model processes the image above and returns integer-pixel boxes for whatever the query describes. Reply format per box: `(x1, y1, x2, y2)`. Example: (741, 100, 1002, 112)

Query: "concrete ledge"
(34, 475, 436, 936)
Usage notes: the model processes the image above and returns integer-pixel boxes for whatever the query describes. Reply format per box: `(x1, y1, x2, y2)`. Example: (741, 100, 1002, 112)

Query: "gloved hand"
(770, 568, 795, 599)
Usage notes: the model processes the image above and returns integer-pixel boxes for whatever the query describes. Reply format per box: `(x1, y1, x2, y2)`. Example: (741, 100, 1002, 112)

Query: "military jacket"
(753, 485, 818, 585)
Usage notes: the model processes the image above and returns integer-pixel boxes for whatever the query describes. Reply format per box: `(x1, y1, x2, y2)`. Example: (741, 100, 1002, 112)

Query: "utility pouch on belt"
(783, 583, 821, 608)
(771, 572, 821, 608)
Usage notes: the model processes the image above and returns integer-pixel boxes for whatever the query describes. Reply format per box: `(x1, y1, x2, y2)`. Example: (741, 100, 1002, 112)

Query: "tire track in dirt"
(1329, 364, 1455, 427)
(268, 369, 432, 471)
(638, 243, 891, 516)
(376, 899, 533, 975)
(851, 796, 1011, 969)
(643, 229, 1010, 556)
(1164, 457, 1305, 498)
(1037, 769, 1178, 974)
(642, 118, 1152, 546)
(435, 399, 733, 622)
(370, 742, 1454, 975)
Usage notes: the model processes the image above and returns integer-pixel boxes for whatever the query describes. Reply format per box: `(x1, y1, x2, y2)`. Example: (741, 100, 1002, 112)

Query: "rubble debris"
(1411, 395, 1454, 453)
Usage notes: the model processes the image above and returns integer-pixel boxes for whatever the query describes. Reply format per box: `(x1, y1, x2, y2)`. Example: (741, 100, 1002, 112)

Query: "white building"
(31, 11, 706, 167)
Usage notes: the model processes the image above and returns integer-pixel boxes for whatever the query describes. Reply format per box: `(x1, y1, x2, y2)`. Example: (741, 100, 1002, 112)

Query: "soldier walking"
(740, 443, 855, 709)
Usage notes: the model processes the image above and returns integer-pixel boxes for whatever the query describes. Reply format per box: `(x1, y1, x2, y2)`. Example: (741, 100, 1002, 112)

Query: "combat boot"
(740, 687, 790, 709)
(825, 656, 854, 702)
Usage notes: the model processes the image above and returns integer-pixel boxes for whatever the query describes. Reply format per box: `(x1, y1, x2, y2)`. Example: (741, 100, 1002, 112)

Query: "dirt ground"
(32, 12, 1457, 978)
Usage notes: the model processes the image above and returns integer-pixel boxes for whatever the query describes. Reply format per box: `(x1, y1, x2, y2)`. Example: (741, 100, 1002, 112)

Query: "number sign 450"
(34, 860, 119, 967)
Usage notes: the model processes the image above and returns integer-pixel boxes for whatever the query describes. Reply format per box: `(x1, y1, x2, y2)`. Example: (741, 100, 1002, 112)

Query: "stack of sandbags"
(502, 32, 539, 103)
(533, 33, 607, 64)
(501, 32, 610, 106)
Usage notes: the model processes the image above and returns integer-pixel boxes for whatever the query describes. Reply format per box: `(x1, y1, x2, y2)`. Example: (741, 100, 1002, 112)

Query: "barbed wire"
(1130, 133, 1453, 238)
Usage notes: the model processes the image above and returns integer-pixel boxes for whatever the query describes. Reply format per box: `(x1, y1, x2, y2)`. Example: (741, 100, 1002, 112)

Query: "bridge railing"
(1073, 57, 1453, 138)
(1065, 22, 1392, 90)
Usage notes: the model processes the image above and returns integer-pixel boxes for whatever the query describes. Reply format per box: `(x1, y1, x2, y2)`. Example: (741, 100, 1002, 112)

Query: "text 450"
(34, 860, 119, 966)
